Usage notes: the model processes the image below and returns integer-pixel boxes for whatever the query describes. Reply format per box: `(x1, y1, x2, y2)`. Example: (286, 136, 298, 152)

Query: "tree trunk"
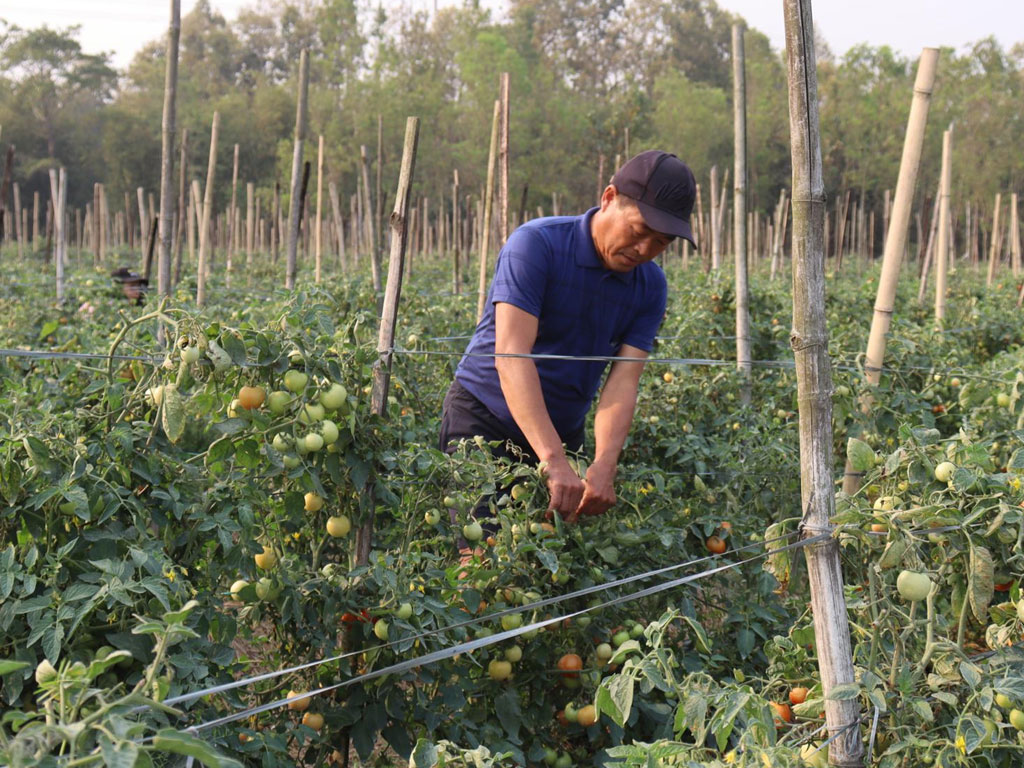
(783, 2, 864, 765)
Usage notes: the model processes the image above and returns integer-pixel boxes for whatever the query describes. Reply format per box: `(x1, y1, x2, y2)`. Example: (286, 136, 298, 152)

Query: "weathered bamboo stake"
(99, 185, 109, 263)
(314, 135, 324, 282)
(984, 196, 1000, 288)
(188, 181, 198, 268)
(137, 188, 148, 261)
(246, 182, 255, 273)
(158, 0, 180, 298)
(173, 128, 188, 288)
(934, 128, 952, 323)
(1011, 193, 1021, 278)
(709, 166, 720, 269)
(361, 144, 379, 293)
(32, 191, 40, 247)
(49, 168, 66, 305)
(476, 100, 500, 323)
(917, 180, 942, 302)
(13, 183, 24, 262)
(226, 143, 239, 284)
(770, 189, 788, 280)
(376, 114, 384, 259)
(350, 193, 360, 264)
(498, 72, 510, 245)
(732, 23, 751, 404)
(716, 171, 728, 260)
(271, 182, 280, 264)
(0, 144, 11, 245)
(357, 115, 420, 568)
(783, 3, 864, 765)
(843, 48, 938, 499)
(285, 49, 309, 290)
(453, 170, 460, 294)
(835, 189, 851, 266)
(328, 181, 345, 270)
(196, 111, 219, 307)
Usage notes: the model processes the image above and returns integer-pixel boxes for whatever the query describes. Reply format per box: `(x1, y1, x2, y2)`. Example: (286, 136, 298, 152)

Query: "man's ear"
(599, 185, 618, 211)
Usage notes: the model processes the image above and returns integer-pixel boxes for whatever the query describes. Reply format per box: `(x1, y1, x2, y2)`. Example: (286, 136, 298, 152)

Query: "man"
(440, 150, 696, 522)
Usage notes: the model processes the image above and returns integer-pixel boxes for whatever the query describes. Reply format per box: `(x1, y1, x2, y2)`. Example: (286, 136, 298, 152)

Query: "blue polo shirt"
(455, 207, 667, 442)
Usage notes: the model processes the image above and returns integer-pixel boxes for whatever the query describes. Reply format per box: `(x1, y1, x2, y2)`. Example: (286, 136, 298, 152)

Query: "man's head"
(591, 150, 697, 273)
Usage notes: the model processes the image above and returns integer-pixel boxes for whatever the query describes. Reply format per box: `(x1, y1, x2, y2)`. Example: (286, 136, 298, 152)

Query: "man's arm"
(493, 302, 585, 516)
(575, 344, 648, 518)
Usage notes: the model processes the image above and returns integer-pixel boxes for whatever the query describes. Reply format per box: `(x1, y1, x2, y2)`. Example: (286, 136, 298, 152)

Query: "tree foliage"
(0, 1, 1021, 224)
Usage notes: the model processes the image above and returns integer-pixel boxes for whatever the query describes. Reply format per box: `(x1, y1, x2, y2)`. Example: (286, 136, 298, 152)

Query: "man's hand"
(576, 460, 617, 517)
(542, 458, 586, 520)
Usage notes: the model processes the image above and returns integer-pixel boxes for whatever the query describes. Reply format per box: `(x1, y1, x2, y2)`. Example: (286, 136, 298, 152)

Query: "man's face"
(596, 195, 675, 273)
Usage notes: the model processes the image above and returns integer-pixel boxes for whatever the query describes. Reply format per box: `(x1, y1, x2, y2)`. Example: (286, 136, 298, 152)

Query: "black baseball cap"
(611, 150, 697, 245)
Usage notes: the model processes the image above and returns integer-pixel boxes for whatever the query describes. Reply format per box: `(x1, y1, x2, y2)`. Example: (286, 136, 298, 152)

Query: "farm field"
(2, 246, 1023, 768)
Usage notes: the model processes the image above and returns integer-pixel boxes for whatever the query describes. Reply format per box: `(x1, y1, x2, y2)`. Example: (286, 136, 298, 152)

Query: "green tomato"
(595, 643, 613, 661)
(505, 645, 523, 663)
(463, 522, 484, 542)
(320, 419, 339, 445)
(282, 454, 301, 469)
(284, 370, 308, 393)
(180, 344, 200, 364)
(543, 748, 558, 766)
(934, 461, 956, 483)
(896, 570, 931, 602)
(995, 693, 1014, 710)
(267, 390, 293, 415)
(373, 619, 389, 642)
(319, 383, 348, 411)
(630, 622, 644, 638)
(1010, 709, 1024, 731)
(563, 703, 578, 723)
(612, 630, 631, 647)
(500, 613, 523, 631)
(298, 402, 325, 424)
(230, 579, 249, 600)
(395, 602, 413, 621)
(304, 432, 324, 453)
(424, 509, 441, 525)
(554, 754, 572, 768)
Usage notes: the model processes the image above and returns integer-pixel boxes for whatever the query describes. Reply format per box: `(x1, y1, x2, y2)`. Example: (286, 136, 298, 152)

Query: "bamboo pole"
(376, 114, 384, 259)
(842, 48, 938, 498)
(285, 49, 309, 290)
(49, 168, 66, 305)
(188, 180, 199, 268)
(173, 128, 188, 288)
(453, 169, 460, 294)
(1011, 193, 1021, 278)
(783, 2, 864, 765)
(362, 145, 379, 293)
(934, 128, 952, 323)
(246, 182, 254, 272)
(770, 189, 787, 280)
(227, 143, 239, 283)
(709, 166, 720, 269)
(498, 72, 510, 245)
(358, 116, 421, 567)
(732, 23, 751, 403)
(476, 100, 500, 323)
(196, 111, 219, 307)
(315, 135, 324, 282)
(13, 183, 24, 262)
(157, 0, 180, 298)
(329, 181, 345, 270)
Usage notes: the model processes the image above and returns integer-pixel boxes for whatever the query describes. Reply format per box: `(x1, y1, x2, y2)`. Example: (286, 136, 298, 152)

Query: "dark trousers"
(439, 380, 584, 529)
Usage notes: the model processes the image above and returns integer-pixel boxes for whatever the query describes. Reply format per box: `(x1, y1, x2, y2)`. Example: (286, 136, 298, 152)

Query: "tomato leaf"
(152, 729, 242, 767)
(0, 660, 29, 676)
(968, 545, 994, 623)
(825, 682, 860, 701)
(161, 384, 186, 444)
(409, 739, 438, 768)
(596, 670, 634, 727)
(494, 689, 522, 740)
(846, 438, 876, 473)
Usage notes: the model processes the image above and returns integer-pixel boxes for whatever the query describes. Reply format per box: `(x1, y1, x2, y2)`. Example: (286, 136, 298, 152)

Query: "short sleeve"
(490, 227, 550, 317)
(621, 267, 668, 352)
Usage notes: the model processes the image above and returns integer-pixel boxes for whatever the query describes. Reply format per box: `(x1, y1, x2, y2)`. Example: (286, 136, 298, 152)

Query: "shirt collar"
(575, 207, 633, 284)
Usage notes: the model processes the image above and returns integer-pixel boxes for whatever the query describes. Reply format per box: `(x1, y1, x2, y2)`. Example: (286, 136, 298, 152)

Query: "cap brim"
(636, 200, 696, 246)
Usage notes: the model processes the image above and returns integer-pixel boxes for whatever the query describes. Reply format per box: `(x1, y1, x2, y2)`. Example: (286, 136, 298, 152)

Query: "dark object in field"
(110, 267, 148, 304)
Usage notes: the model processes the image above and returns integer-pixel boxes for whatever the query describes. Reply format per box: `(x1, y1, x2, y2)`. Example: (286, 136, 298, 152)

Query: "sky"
(1, 0, 1021, 69)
